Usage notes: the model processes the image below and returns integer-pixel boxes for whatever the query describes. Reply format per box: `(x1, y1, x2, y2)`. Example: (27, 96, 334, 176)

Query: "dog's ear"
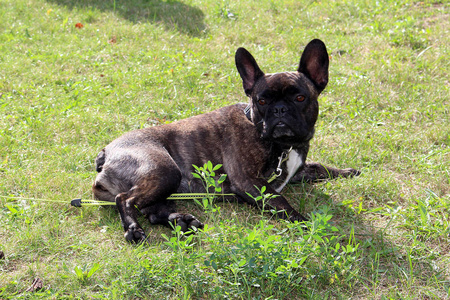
(298, 39, 329, 92)
(235, 48, 265, 96)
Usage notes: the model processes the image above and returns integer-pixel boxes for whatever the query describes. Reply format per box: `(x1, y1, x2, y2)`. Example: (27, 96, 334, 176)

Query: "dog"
(92, 39, 359, 243)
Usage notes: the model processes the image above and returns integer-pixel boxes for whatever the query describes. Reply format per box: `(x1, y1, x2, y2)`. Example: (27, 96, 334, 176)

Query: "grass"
(0, 0, 449, 298)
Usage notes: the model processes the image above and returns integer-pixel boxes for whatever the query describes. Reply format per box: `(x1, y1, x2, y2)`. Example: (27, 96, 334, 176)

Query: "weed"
(246, 185, 280, 216)
(192, 161, 227, 220)
(64, 263, 101, 284)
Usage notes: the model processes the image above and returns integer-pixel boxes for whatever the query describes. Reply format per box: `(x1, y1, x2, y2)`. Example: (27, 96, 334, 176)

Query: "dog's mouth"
(257, 114, 315, 145)
(266, 121, 296, 139)
(275, 121, 286, 128)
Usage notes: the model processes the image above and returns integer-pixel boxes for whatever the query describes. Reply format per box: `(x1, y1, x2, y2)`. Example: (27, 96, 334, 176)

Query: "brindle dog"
(93, 39, 359, 242)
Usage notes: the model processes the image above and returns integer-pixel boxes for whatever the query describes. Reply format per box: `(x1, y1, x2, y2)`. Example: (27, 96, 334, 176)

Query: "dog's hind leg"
(141, 201, 204, 233)
(93, 148, 203, 242)
(115, 168, 203, 242)
(115, 169, 181, 243)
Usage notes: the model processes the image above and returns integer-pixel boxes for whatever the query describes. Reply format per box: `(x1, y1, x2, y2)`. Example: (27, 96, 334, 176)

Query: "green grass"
(1, 0, 449, 298)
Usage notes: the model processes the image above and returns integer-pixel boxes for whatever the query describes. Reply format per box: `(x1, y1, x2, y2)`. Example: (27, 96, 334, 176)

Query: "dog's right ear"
(235, 48, 265, 97)
(298, 39, 329, 92)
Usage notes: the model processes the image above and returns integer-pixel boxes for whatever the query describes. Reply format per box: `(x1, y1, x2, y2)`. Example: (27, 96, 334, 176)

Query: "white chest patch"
(275, 150, 303, 193)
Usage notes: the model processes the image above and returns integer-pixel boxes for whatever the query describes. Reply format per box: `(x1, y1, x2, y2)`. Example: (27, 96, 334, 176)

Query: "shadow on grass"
(287, 181, 439, 297)
(48, 0, 206, 36)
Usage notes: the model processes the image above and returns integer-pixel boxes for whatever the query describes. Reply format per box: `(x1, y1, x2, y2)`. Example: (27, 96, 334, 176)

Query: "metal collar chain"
(267, 146, 293, 183)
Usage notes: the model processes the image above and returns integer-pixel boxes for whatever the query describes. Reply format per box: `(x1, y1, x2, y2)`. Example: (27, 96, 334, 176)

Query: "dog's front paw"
(124, 224, 147, 243)
(168, 213, 204, 233)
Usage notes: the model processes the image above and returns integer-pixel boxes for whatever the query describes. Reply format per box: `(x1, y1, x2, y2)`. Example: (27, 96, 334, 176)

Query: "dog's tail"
(95, 149, 106, 172)
(92, 149, 116, 202)
(92, 182, 116, 202)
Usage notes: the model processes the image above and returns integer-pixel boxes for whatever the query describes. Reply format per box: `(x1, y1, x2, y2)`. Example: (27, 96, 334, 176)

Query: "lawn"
(0, 0, 449, 298)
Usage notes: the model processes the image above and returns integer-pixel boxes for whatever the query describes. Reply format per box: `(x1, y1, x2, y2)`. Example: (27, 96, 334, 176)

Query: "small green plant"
(192, 161, 227, 220)
(2, 202, 33, 226)
(161, 224, 196, 252)
(400, 192, 450, 239)
(4, 204, 27, 220)
(203, 220, 303, 298)
(246, 185, 279, 216)
(66, 263, 101, 284)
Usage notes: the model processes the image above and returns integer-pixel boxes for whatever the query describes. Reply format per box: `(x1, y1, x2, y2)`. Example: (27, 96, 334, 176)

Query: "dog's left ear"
(298, 39, 329, 92)
(235, 47, 265, 97)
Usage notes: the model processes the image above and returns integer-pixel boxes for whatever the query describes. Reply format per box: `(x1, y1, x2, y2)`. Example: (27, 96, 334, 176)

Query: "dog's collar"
(243, 104, 252, 121)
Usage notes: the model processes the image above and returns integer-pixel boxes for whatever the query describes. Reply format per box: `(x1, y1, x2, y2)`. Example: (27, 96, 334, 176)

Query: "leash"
(0, 195, 70, 204)
(69, 193, 236, 207)
(0, 194, 235, 208)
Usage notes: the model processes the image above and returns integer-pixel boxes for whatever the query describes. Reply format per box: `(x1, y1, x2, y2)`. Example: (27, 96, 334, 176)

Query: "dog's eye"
(296, 95, 306, 102)
(258, 99, 266, 105)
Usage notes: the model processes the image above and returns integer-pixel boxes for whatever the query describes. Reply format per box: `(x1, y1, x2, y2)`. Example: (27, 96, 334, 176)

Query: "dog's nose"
(273, 104, 288, 117)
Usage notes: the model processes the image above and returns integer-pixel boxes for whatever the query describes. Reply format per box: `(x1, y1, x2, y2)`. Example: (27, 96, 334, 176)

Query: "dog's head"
(235, 39, 329, 147)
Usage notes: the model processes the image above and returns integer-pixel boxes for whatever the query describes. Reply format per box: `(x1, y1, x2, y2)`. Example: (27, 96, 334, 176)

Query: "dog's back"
(92, 103, 251, 202)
